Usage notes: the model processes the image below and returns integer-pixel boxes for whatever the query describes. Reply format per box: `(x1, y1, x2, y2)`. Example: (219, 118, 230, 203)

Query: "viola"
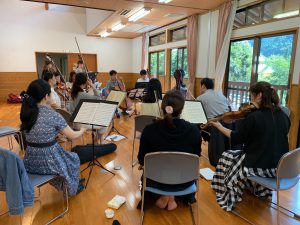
(201, 103, 257, 129)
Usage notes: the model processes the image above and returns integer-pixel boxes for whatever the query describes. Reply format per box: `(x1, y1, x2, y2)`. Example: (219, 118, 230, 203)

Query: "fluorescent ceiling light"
(159, 0, 173, 3)
(128, 8, 151, 22)
(100, 31, 111, 38)
(112, 23, 126, 32)
(274, 10, 299, 19)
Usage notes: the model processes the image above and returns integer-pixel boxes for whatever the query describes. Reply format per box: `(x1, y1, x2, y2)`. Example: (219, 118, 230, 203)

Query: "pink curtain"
(187, 14, 198, 99)
(215, 1, 233, 65)
(141, 33, 146, 69)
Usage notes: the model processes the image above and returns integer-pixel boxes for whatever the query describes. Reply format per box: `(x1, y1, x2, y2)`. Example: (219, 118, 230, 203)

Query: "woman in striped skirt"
(210, 81, 290, 211)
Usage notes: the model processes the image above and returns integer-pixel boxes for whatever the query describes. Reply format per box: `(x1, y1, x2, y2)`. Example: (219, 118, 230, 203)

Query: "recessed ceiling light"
(100, 31, 111, 38)
(128, 8, 151, 22)
(159, 0, 173, 3)
(112, 23, 126, 32)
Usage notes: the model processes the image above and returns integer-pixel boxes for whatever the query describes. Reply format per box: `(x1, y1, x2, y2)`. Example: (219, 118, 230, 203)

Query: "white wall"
(0, 0, 133, 73)
(232, 17, 300, 84)
(132, 36, 142, 73)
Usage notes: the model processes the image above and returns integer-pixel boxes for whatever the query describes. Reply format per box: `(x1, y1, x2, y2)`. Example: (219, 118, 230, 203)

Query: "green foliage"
(258, 55, 290, 85)
(228, 40, 253, 82)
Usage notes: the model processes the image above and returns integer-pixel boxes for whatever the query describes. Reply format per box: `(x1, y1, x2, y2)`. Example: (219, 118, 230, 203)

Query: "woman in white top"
(42, 71, 61, 109)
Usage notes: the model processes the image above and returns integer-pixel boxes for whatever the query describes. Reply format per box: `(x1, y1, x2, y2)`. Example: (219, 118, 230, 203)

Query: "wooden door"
(67, 53, 97, 76)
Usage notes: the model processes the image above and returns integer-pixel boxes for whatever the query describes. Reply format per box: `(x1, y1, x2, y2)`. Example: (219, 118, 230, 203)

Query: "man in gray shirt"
(196, 78, 229, 119)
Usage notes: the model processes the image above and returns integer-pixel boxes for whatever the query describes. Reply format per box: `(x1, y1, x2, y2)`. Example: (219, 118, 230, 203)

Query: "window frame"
(148, 50, 165, 76)
(225, 30, 297, 106)
(170, 47, 188, 77)
(149, 32, 166, 47)
(169, 26, 187, 42)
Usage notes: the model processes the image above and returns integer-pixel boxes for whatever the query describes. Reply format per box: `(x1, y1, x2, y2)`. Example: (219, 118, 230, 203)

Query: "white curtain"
(214, 0, 237, 91)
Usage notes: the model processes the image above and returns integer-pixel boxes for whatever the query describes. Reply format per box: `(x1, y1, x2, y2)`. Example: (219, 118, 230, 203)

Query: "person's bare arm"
(61, 126, 86, 140)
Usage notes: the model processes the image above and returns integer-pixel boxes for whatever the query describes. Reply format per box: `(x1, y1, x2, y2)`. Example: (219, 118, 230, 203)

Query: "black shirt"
(231, 108, 290, 169)
(138, 119, 201, 191)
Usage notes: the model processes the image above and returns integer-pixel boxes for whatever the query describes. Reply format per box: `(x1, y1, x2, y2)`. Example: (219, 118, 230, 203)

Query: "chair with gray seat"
(248, 147, 300, 219)
(141, 152, 200, 225)
(131, 115, 156, 167)
(0, 126, 24, 151)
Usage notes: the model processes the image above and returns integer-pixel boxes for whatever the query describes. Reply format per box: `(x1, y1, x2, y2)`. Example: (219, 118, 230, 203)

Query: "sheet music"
(92, 103, 117, 127)
(181, 101, 207, 124)
(74, 102, 95, 124)
(73, 102, 117, 126)
(106, 90, 126, 106)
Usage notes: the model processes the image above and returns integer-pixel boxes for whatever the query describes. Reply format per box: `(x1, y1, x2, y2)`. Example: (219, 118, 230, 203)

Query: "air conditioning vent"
(164, 13, 184, 19)
(119, 9, 131, 16)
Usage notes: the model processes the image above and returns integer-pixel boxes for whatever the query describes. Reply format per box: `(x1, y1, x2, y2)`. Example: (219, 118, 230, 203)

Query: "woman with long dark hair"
(21, 79, 86, 196)
(173, 69, 187, 98)
(138, 90, 201, 210)
(70, 73, 106, 143)
(210, 81, 290, 211)
(142, 78, 162, 103)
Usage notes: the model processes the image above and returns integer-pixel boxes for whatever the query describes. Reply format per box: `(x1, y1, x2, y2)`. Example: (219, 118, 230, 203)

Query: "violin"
(201, 103, 257, 129)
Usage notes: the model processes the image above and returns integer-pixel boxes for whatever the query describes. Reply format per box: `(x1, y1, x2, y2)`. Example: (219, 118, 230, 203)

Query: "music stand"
(128, 88, 146, 117)
(105, 91, 128, 138)
(71, 99, 118, 188)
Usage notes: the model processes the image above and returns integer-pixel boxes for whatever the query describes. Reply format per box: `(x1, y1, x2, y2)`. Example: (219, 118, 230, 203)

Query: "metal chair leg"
(132, 134, 138, 167)
(44, 180, 69, 225)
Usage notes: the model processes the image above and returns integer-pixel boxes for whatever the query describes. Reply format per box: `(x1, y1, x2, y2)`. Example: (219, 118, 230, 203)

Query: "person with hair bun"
(20, 79, 86, 196)
(210, 81, 290, 211)
(137, 90, 201, 211)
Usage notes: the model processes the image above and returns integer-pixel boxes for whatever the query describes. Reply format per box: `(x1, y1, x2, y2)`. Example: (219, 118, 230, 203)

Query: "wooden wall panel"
(67, 53, 97, 76)
(0, 72, 37, 102)
(96, 73, 140, 90)
(288, 84, 300, 149)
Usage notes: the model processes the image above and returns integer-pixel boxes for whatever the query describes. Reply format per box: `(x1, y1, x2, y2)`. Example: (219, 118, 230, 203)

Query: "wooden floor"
(0, 103, 299, 225)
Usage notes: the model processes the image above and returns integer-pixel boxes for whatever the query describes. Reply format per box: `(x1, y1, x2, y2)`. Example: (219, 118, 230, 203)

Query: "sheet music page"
(92, 103, 117, 126)
(73, 102, 96, 124)
(181, 101, 207, 124)
(106, 90, 126, 106)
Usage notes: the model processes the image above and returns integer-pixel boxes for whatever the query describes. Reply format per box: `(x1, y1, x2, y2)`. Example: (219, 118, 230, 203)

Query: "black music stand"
(71, 99, 118, 188)
(128, 88, 146, 117)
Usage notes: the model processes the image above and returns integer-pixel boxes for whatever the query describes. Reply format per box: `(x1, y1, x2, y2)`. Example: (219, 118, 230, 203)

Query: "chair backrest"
(134, 115, 157, 133)
(56, 109, 72, 127)
(277, 147, 300, 179)
(140, 103, 161, 118)
(144, 152, 199, 185)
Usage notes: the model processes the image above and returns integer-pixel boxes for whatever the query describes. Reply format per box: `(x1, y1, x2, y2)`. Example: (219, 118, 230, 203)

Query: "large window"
(226, 32, 295, 106)
(170, 47, 188, 77)
(149, 51, 165, 76)
(234, 0, 300, 29)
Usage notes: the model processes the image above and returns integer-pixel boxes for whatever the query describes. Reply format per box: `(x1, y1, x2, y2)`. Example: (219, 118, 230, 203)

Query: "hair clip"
(165, 106, 173, 114)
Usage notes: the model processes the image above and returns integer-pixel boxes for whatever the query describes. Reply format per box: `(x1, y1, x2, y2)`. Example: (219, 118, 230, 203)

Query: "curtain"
(141, 33, 146, 69)
(187, 14, 198, 99)
(214, 0, 237, 91)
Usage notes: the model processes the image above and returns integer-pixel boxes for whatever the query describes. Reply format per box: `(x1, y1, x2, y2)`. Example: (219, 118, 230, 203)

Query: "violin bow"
(75, 37, 89, 79)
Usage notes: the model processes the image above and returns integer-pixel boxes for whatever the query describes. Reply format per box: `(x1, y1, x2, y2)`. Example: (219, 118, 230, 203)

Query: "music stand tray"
(71, 99, 118, 188)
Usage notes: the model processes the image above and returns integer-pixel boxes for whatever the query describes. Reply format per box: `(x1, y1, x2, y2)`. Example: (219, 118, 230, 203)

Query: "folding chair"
(141, 152, 200, 225)
(131, 115, 156, 167)
(27, 174, 69, 225)
(248, 147, 300, 220)
(0, 126, 24, 152)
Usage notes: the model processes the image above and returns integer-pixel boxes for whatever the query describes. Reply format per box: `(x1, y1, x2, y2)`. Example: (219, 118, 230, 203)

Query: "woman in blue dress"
(20, 79, 86, 196)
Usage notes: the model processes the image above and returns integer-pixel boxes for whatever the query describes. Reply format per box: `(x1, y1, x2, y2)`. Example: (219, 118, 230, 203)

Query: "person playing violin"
(106, 70, 132, 115)
(75, 60, 85, 74)
(42, 71, 61, 109)
(210, 81, 290, 211)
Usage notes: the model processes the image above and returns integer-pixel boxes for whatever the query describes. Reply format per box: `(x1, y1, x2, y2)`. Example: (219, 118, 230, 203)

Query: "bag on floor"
(7, 93, 22, 103)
